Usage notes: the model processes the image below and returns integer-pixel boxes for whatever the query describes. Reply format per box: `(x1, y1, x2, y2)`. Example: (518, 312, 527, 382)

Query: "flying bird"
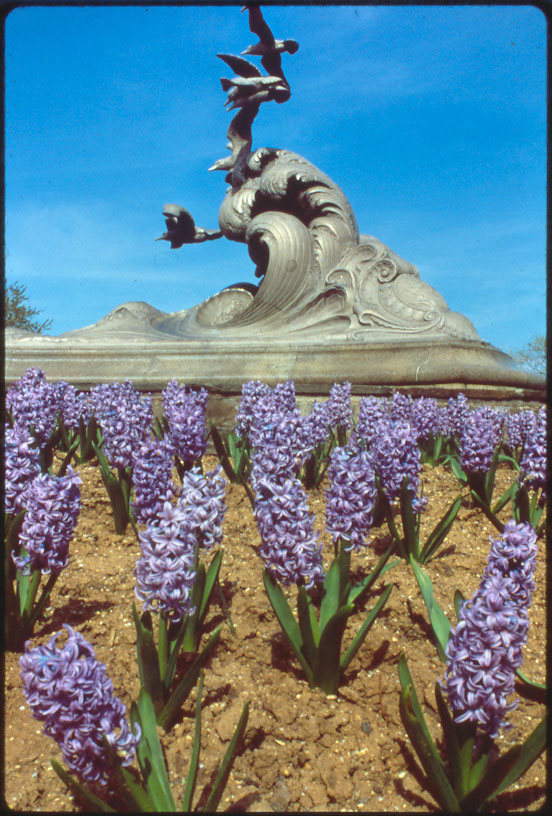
(156, 204, 222, 248)
(241, 5, 298, 78)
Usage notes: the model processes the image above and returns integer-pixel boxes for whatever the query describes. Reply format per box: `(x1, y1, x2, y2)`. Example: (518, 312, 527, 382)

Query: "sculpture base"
(5, 332, 544, 396)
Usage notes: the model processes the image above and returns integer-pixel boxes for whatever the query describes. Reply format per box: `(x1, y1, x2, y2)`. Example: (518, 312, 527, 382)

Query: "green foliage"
(5, 279, 53, 334)
(397, 654, 547, 812)
(263, 543, 396, 694)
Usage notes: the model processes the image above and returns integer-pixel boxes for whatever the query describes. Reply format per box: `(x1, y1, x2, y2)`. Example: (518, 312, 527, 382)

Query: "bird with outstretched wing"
(242, 5, 298, 78)
(156, 204, 222, 248)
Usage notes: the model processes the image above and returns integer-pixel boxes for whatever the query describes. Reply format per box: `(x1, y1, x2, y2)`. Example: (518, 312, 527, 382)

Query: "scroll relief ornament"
(155, 5, 480, 344)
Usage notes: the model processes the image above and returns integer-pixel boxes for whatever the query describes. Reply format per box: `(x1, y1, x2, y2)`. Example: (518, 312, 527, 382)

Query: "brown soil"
(4, 457, 547, 813)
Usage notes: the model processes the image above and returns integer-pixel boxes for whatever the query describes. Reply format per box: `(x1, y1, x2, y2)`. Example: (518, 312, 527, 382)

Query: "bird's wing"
(216, 53, 261, 78)
(247, 6, 275, 47)
(260, 52, 283, 78)
(162, 204, 195, 231)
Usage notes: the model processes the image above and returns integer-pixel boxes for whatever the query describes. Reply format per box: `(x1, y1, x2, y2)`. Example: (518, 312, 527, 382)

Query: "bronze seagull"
(241, 5, 298, 79)
(156, 204, 222, 248)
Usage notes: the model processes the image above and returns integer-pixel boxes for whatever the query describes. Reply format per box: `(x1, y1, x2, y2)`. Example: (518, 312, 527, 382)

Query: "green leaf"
(397, 664, 460, 811)
(491, 715, 547, 798)
(340, 584, 393, 672)
(377, 482, 406, 559)
(312, 604, 354, 694)
(419, 494, 462, 564)
(101, 734, 157, 812)
(319, 555, 344, 632)
(453, 589, 466, 622)
(348, 544, 398, 607)
(132, 603, 164, 715)
(434, 682, 473, 800)
(491, 481, 516, 515)
(17, 565, 41, 618)
(181, 671, 203, 812)
(297, 586, 318, 666)
(497, 452, 519, 469)
(200, 548, 223, 621)
(28, 570, 59, 629)
(134, 689, 177, 810)
(484, 444, 501, 505)
(158, 626, 221, 733)
(209, 425, 237, 482)
(515, 668, 547, 692)
(262, 569, 313, 684)
(400, 477, 419, 560)
(50, 759, 116, 812)
(449, 457, 468, 485)
(460, 745, 523, 812)
(409, 556, 450, 662)
(180, 563, 206, 654)
(203, 700, 250, 813)
(469, 488, 504, 533)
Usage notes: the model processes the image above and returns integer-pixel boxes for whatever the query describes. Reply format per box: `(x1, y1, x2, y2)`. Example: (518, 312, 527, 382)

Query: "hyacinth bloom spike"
(134, 501, 197, 622)
(389, 391, 413, 423)
(370, 416, 426, 513)
(326, 382, 352, 445)
(131, 436, 176, 526)
(325, 445, 377, 552)
(442, 520, 538, 739)
(162, 379, 208, 470)
(519, 405, 546, 500)
(4, 423, 41, 516)
(254, 474, 325, 589)
(91, 381, 154, 472)
(350, 395, 387, 448)
(178, 465, 227, 553)
(234, 379, 271, 439)
(12, 468, 82, 576)
(6, 367, 60, 445)
(20, 625, 140, 785)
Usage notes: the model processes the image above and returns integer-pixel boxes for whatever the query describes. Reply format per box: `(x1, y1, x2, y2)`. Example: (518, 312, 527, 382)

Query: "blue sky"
(4, 4, 546, 353)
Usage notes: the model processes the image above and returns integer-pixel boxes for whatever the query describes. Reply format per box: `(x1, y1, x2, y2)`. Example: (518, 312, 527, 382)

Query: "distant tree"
(5, 279, 53, 334)
(509, 334, 546, 377)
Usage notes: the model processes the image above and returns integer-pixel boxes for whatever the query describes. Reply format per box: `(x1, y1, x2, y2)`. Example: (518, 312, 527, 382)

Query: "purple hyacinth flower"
(325, 446, 377, 551)
(131, 436, 176, 526)
(389, 392, 413, 424)
(442, 521, 538, 739)
(53, 381, 89, 431)
(506, 409, 537, 450)
(249, 392, 310, 481)
(179, 465, 227, 553)
(20, 625, 140, 785)
(443, 393, 470, 438)
(162, 379, 208, 466)
(459, 408, 502, 475)
(4, 423, 41, 516)
(91, 381, 154, 470)
(350, 396, 387, 448)
(13, 468, 82, 575)
(519, 405, 546, 500)
(273, 379, 297, 412)
(302, 400, 331, 451)
(134, 500, 197, 621)
(254, 474, 325, 588)
(234, 380, 271, 439)
(327, 382, 353, 430)
(7, 367, 60, 444)
(410, 397, 441, 442)
(370, 417, 426, 512)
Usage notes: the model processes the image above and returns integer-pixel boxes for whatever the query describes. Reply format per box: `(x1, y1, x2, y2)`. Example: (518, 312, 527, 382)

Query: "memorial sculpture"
(5, 6, 542, 394)
(152, 5, 480, 343)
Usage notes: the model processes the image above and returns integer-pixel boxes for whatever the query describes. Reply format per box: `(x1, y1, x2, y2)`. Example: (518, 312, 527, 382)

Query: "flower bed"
(4, 373, 547, 812)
